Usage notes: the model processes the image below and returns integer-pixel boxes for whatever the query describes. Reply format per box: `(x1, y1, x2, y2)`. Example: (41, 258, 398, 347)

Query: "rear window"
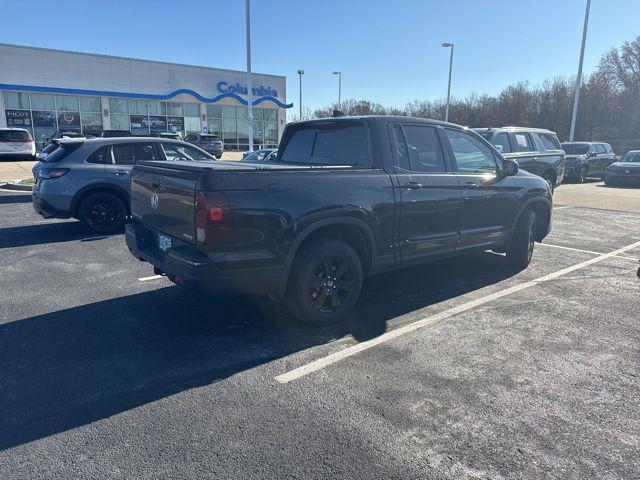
(562, 143, 588, 154)
(41, 143, 80, 163)
(279, 121, 371, 167)
(0, 129, 32, 141)
(623, 152, 640, 162)
(539, 133, 562, 150)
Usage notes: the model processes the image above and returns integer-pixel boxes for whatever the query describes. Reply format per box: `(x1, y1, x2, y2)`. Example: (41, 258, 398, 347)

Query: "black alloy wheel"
(79, 192, 126, 233)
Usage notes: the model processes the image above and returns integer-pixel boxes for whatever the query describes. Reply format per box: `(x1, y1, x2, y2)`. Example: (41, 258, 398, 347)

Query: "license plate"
(158, 233, 172, 252)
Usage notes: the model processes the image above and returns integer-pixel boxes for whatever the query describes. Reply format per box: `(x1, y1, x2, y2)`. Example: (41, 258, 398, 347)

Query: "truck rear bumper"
(125, 222, 285, 295)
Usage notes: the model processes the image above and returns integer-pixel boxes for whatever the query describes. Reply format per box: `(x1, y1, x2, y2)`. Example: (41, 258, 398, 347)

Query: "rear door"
(390, 123, 462, 261)
(594, 143, 608, 175)
(106, 142, 163, 193)
(507, 131, 540, 176)
(444, 128, 518, 250)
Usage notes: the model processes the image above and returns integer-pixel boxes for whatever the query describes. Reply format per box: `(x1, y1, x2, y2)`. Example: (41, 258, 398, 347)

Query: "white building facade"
(0, 43, 290, 150)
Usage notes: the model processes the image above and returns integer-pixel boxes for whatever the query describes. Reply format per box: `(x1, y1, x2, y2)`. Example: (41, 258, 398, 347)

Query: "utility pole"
(569, 0, 591, 141)
(442, 42, 454, 122)
(298, 69, 304, 120)
(332, 71, 342, 110)
(246, 0, 254, 152)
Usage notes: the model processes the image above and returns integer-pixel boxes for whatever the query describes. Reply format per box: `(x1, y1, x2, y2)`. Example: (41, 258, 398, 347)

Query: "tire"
(576, 165, 587, 184)
(285, 239, 363, 326)
(543, 173, 555, 194)
(79, 192, 127, 233)
(215, 154, 222, 159)
(506, 209, 536, 269)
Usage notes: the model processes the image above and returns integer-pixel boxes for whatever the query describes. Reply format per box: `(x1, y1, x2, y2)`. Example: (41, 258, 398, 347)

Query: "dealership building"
(0, 43, 290, 150)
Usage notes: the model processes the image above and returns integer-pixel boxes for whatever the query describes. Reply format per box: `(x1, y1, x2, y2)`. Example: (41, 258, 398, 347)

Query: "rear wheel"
(215, 154, 222, 159)
(506, 209, 536, 269)
(285, 239, 363, 326)
(79, 192, 127, 233)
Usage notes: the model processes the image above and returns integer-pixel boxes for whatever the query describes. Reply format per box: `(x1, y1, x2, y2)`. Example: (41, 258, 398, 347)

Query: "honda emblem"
(151, 193, 159, 209)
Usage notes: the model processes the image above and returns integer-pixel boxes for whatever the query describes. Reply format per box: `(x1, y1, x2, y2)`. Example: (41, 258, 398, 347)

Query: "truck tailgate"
(131, 163, 200, 244)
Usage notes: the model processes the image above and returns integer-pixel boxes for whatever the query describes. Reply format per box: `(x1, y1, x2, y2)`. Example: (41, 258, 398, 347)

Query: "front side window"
(623, 151, 640, 162)
(511, 132, 534, 153)
(162, 143, 212, 162)
(279, 121, 371, 167)
(401, 125, 446, 173)
(596, 144, 606, 154)
(112, 143, 158, 165)
(446, 129, 497, 174)
(491, 132, 511, 153)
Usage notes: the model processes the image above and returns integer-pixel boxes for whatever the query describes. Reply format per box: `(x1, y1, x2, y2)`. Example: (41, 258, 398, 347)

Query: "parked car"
(100, 130, 133, 138)
(241, 148, 277, 162)
(150, 132, 182, 140)
(605, 150, 640, 186)
(0, 128, 36, 160)
(125, 116, 553, 325)
(561, 141, 615, 183)
(184, 133, 223, 159)
(32, 137, 215, 233)
(474, 127, 565, 192)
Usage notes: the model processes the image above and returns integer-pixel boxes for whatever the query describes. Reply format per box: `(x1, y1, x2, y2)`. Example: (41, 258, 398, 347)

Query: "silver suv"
(32, 137, 214, 233)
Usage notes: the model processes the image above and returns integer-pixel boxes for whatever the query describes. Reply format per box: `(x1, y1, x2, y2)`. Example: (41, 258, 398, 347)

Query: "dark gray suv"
(184, 133, 223, 158)
(32, 137, 214, 233)
(561, 142, 615, 183)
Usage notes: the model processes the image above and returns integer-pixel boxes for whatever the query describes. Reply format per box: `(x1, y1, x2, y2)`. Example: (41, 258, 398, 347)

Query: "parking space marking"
(275, 240, 640, 384)
(138, 275, 164, 282)
(553, 205, 573, 210)
(539, 242, 638, 261)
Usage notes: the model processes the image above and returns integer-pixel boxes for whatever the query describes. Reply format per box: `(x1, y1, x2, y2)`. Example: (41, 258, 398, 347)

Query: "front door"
(443, 128, 519, 250)
(389, 123, 463, 262)
(507, 131, 540, 176)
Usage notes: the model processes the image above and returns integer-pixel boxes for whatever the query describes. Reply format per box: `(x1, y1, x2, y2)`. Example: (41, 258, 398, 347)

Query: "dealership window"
(111, 114, 129, 131)
(3, 91, 30, 110)
(185, 117, 201, 135)
(148, 101, 163, 116)
(128, 99, 148, 115)
(79, 96, 101, 113)
(31, 93, 55, 111)
(167, 102, 183, 116)
(221, 105, 237, 119)
(81, 113, 103, 135)
(207, 118, 222, 137)
(207, 105, 222, 119)
(183, 103, 199, 117)
(223, 118, 237, 147)
(56, 95, 79, 112)
(109, 98, 128, 114)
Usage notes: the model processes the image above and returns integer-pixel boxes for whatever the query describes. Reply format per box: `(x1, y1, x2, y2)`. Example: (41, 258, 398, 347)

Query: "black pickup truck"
(126, 116, 552, 325)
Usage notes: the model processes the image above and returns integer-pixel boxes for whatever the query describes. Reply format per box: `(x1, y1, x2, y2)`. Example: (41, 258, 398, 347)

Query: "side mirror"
(503, 158, 519, 177)
(494, 144, 504, 154)
(587, 151, 597, 158)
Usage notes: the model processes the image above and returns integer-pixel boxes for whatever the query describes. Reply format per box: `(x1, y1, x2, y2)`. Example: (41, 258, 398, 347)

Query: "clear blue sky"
(1, 0, 638, 112)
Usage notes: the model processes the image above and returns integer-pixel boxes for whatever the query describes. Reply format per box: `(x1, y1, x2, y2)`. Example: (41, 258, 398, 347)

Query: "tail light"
(38, 168, 69, 179)
(195, 192, 228, 247)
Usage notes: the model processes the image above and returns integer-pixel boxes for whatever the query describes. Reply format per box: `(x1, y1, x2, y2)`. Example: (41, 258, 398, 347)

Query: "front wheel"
(506, 209, 536, 269)
(285, 239, 363, 326)
(576, 165, 587, 183)
(79, 192, 127, 233)
(215, 154, 222, 159)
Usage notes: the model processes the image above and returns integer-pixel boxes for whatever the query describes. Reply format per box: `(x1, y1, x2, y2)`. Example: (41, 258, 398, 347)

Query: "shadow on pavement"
(0, 221, 120, 249)
(0, 193, 32, 204)
(0, 252, 517, 450)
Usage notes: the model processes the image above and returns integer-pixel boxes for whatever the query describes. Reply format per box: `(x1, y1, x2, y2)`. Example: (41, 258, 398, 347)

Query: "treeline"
(310, 35, 640, 150)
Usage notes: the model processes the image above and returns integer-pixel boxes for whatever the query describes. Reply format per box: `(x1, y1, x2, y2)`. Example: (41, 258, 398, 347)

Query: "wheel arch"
(278, 217, 377, 297)
(72, 183, 130, 218)
(512, 197, 552, 243)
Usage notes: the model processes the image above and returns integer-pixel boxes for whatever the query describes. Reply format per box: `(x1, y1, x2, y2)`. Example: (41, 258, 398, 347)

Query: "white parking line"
(138, 275, 164, 282)
(275, 240, 640, 384)
(539, 242, 638, 261)
(553, 205, 573, 210)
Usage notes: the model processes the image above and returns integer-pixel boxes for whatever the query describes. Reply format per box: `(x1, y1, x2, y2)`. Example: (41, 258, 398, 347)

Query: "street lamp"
(332, 71, 342, 111)
(442, 42, 454, 122)
(245, 0, 254, 152)
(297, 69, 304, 121)
(569, 0, 592, 141)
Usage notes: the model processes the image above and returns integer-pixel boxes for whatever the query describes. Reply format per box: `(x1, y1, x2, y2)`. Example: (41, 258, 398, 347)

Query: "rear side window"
(86, 146, 112, 164)
(595, 144, 606, 154)
(112, 143, 159, 165)
(511, 132, 535, 153)
(539, 133, 562, 150)
(279, 122, 371, 167)
(41, 144, 80, 163)
(0, 129, 32, 141)
(401, 124, 446, 173)
(491, 132, 511, 153)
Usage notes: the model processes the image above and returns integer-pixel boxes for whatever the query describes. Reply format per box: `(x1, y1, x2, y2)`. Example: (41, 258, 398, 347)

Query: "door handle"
(463, 182, 478, 189)
(114, 169, 129, 176)
(402, 182, 422, 190)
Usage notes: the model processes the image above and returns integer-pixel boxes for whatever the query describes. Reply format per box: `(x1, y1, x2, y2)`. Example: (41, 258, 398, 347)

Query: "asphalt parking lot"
(1, 185, 639, 479)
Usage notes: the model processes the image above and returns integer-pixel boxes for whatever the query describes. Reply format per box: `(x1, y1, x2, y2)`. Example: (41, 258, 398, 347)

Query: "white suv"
(0, 128, 36, 160)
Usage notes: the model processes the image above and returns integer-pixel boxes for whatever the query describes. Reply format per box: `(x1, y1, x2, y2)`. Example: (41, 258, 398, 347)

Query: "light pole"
(569, 0, 591, 141)
(297, 69, 304, 121)
(442, 42, 454, 122)
(245, 0, 254, 152)
(332, 71, 342, 111)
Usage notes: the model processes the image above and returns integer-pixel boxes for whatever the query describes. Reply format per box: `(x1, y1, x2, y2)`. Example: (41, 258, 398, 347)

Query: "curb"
(0, 182, 33, 192)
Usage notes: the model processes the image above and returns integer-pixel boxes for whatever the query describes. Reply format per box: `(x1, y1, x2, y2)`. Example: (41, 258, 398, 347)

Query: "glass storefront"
(3, 90, 280, 150)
